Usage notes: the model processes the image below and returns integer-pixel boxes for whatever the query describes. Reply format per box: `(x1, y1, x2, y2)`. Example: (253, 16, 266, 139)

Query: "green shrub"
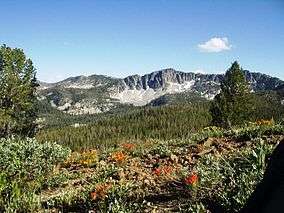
(0, 137, 71, 212)
(192, 139, 274, 212)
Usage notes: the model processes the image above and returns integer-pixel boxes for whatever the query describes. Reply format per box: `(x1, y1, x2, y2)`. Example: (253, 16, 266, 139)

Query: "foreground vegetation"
(1, 123, 283, 212)
(0, 138, 70, 212)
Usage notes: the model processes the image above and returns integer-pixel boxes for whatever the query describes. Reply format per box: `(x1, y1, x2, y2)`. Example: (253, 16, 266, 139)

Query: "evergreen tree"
(0, 45, 38, 137)
(210, 61, 251, 127)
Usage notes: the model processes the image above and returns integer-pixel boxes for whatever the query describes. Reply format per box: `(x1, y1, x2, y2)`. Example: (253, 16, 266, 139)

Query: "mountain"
(38, 68, 284, 115)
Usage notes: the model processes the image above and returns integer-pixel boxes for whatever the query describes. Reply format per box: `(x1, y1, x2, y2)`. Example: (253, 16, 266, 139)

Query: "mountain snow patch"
(166, 80, 195, 94)
(111, 80, 196, 106)
(111, 87, 164, 106)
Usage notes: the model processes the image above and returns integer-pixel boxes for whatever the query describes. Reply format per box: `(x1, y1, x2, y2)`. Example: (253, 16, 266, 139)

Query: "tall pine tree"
(210, 61, 251, 127)
(0, 45, 38, 137)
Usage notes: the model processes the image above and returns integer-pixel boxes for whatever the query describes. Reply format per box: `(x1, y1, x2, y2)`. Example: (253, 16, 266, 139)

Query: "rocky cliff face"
(122, 68, 223, 90)
(122, 69, 282, 93)
(38, 68, 283, 115)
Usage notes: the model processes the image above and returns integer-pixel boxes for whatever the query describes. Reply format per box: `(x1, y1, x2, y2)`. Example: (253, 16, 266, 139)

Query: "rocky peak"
(121, 69, 282, 92)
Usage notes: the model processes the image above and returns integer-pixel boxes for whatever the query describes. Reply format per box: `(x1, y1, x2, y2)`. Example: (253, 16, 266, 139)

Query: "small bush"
(0, 137, 71, 212)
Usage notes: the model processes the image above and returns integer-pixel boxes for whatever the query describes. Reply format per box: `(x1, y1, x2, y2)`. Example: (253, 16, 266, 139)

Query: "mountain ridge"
(38, 68, 284, 115)
(39, 68, 284, 85)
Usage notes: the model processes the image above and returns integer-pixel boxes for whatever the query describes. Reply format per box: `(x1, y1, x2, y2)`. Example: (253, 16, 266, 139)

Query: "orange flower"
(96, 183, 112, 199)
(90, 191, 97, 200)
(184, 173, 198, 185)
(112, 151, 126, 163)
(121, 143, 136, 151)
(153, 168, 162, 176)
(91, 183, 112, 201)
(162, 166, 173, 175)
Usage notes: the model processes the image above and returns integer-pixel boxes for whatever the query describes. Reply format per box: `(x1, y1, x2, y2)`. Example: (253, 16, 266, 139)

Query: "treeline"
(36, 102, 212, 150)
(249, 91, 284, 121)
(36, 89, 284, 151)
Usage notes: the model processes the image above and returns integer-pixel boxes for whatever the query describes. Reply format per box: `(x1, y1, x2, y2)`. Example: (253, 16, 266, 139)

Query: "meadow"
(1, 122, 283, 212)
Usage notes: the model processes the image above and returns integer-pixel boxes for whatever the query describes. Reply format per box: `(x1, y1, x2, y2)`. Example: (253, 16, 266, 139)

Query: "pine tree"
(0, 45, 38, 137)
(210, 61, 251, 127)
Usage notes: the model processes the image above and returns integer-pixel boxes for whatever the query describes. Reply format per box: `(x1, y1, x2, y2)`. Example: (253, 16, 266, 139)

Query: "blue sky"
(0, 0, 283, 82)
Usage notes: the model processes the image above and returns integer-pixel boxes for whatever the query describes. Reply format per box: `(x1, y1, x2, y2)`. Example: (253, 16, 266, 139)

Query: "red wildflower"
(153, 168, 162, 176)
(184, 173, 198, 185)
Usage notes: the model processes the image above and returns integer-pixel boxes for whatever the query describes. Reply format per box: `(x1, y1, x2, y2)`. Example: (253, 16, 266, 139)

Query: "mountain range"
(38, 68, 284, 115)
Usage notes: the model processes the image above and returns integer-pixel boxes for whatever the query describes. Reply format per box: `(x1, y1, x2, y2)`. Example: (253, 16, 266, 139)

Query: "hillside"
(17, 124, 284, 212)
(36, 102, 212, 150)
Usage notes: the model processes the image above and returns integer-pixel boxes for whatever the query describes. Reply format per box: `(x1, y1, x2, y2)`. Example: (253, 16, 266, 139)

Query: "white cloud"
(198, 37, 232, 53)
